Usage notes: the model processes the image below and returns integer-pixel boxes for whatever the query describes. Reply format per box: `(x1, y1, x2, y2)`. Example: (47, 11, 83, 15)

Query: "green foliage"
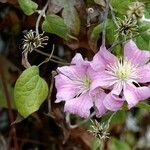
(144, 3, 150, 18)
(136, 35, 150, 50)
(106, 20, 116, 44)
(136, 102, 150, 111)
(90, 24, 102, 41)
(110, 0, 131, 15)
(42, 15, 69, 40)
(110, 138, 131, 150)
(101, 110, 126, 125)
(136, 23, 150, 50)
(18, 0, 38, 16)
(14, 66, 48, 118)
(92, 138, 101, 150)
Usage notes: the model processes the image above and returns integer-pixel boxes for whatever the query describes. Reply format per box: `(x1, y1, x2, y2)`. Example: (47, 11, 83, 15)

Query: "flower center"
(107, 58, 137, 80)
(83, 76, 92, 88)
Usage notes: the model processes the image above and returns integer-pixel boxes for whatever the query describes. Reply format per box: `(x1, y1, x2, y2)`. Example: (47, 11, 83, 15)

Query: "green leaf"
(18, 0, 38, 16)
(92, 138, 101, 150)
(89, 24, 102, 51)
(90, 24, 102, 40)
(101, 110, 125, 125)
(136, 102, 150, 111)
(144, 3, 150, 18)
(135, 34, 150, 50)
(110, 138, 131, 150)
(42, 14, 69, 40)
(138, 23, 150, 32)
(106, 20, 116, 44)
(110, 0, 131, 15)
(14, 66, 48, 118)
(111, 110, 126, 124)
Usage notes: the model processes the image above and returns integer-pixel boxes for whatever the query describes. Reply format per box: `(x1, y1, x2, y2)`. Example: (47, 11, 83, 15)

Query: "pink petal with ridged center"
(124, 40, 150, 66)
(55, 74, 80, 102)
(103, 93, 124, 111)
(64, 93, 93, 118)
(123, 83, 150, 108)
(91, 46, 118, 71)
(137, 63, 150, 83)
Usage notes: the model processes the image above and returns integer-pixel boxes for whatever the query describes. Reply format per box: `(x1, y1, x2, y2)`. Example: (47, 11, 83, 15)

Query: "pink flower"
(55, 53, 107, 118)
(91, 40, 150, 111)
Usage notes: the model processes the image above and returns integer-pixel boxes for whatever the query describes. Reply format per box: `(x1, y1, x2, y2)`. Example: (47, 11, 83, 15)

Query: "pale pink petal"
(103, 93, 124, 111)
(124, 40, 150, 66)
(91, 46, 118, 71)
(90, 72, 117, 91)
(99, 45, 118, 65)
(55, 74, 79, 102)
(123, 83, 150, 108)
(135, 86, 150, 101)
(123, 83, 138, 108)
(124, 84, 150, 108)
(111, 82, 123, 96)
(71, 53, 89, 66)
(137, 64, 150, 83)
(90, 50, 105, 71)
(92, 89, 107, 117)
(64, 93, 93, 118)
(57, 65, 87, 79)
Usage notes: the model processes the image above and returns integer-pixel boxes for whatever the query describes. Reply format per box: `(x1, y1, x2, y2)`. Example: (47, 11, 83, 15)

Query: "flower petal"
(99, 45, 118, 65)
(90, 72, 117, 91)
(55, 74, 78, 102)
(123, 83, 150, 108)
(92, 89, 107, 117)
(124, 40, 150, 66)
(71, 53, 89, 66)
(137, 64, 150, 83)
(103, 93, 124, 111)
(111, 82, 123, 96)
(64, 93, 93, 118)
(91, 46, 118, 71)
(123, 83, 139, 108)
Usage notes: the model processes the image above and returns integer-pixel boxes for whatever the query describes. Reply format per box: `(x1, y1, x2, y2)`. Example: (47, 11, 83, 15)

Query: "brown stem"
(0, 61, 19, 150)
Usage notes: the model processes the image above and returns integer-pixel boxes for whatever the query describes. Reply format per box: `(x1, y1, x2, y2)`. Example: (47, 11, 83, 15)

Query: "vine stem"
(102, 0, 109, 47)
(36, 1, 49, 35)
(0, 61, 19, 150)
(38, 45, 55, 67)
(34, 49, 70, 65)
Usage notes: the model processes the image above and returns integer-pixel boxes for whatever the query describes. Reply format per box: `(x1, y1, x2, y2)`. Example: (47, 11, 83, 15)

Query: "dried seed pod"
(22, 30, 48, 52)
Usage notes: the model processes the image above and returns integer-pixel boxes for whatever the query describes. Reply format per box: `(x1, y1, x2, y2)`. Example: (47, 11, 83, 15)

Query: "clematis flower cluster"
(55, 40, 150, 118)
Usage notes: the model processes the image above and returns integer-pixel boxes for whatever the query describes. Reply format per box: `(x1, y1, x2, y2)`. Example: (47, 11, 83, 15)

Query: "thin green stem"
(102, 0, 109, 47)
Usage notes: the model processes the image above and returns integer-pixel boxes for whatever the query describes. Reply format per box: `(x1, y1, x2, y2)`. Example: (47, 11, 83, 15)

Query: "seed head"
(88, 119, 109, 140)
(127, 1, 145, 19)
(116, 16, 138, 39)
(22, 30, 48, 52)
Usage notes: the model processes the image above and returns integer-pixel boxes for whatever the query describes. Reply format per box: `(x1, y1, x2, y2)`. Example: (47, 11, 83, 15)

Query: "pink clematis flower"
(55, 53, 108, 118)
(91, 40, 150, 111)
